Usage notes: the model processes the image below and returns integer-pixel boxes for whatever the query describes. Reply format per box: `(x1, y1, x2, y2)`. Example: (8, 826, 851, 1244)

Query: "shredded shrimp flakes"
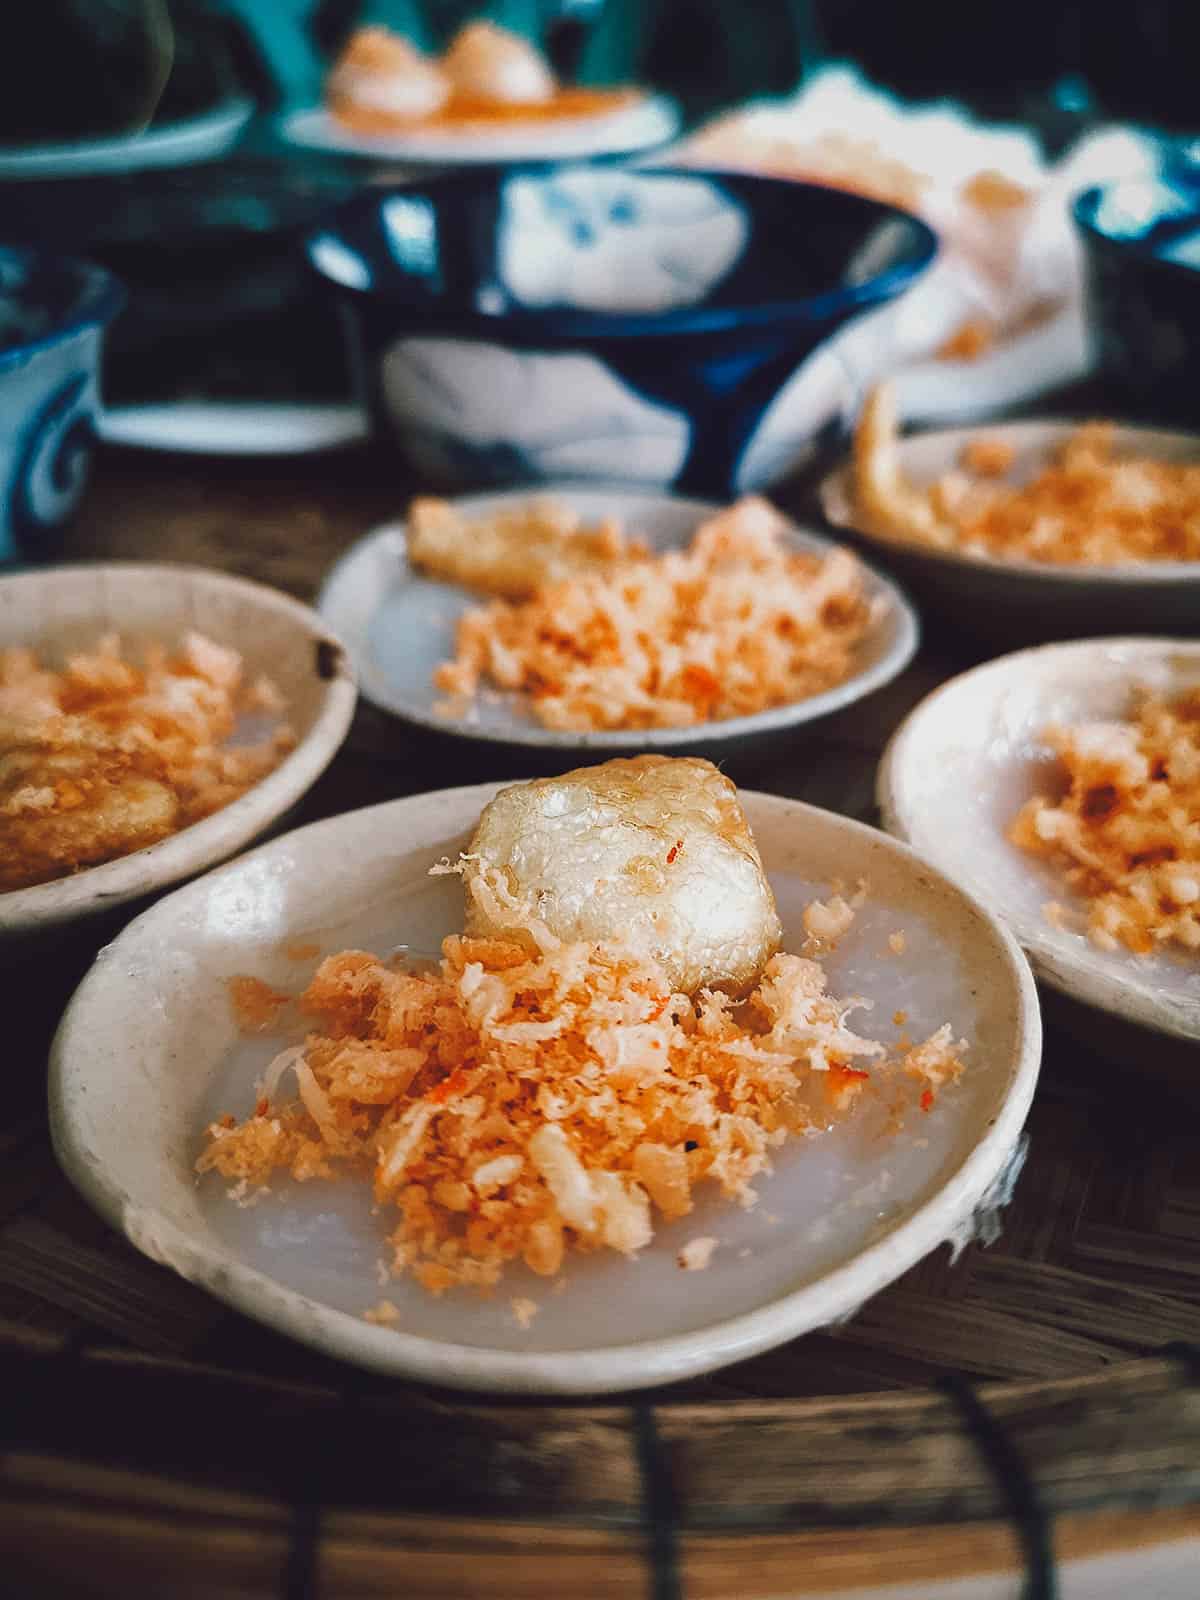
(198, 930, 966, 1293)
(854, 385, 1200, 566)
(1012, 688, 1200, 956)
(431, 496, 877, 732)
(0, 633, 294, 891)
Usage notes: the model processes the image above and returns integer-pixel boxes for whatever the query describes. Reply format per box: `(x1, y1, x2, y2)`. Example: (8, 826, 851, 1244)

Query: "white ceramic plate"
(279, 93, 679, 166)
(879, 637, 1200, 1047)
(0, 97, 253, 178)
(49, 785, 1040, 1395)
(820, 421, 1200, 644)
(97, 402, 370, 457)
(316, 486, 920, 754)
(0, 563, 357, 940)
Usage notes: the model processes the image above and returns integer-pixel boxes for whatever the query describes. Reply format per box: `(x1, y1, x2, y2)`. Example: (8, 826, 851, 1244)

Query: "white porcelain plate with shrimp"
(316, 485, 919, 757)
(50, 787, 1039, 1394)
(879, 636, 1200, 1053)
(0, 564, 357, 942)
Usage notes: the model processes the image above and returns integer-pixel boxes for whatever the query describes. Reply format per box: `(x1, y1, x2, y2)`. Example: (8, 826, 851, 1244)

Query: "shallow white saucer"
(0, 563, 356, 940)
(50, 785, 1039, 1394)
(316, 485, 919, 755)
(821, 421, 1200, 644)
(97, 402, 370, 457)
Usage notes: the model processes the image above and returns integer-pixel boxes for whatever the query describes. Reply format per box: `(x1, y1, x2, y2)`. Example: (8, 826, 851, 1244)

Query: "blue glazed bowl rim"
(305, 167, 939, 340)
(0, 244, 126, 375)
(1071, 178, 1200, 283)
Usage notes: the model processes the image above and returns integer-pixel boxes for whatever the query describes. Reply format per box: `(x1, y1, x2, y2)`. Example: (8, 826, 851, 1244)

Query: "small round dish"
(0, 563, 357, 941)
(49, 784, 1040, 1395)
(315, 485, 919, 757)
(280, 93, 679, 167)
(820, 419, 1200, 645)
(878, 638, 1200, 1074)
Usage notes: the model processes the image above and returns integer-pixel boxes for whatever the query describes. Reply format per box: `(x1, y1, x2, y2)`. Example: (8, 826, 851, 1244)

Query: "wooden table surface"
(4, 441, 1200, 1411)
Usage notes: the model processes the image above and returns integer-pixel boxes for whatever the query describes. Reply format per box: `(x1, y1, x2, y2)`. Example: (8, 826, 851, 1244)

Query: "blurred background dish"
(95, 400, 369, 455)
(0, 247, 125, 565)
(282, 7, 680, 164)
(306, 166, 936, 496)
(0, 98, 254, 180)
(0, 0, 259, 174)
(7, 157, 361, 416)
(280, 92, 679, 165)
(1073, 159, 1200, 428)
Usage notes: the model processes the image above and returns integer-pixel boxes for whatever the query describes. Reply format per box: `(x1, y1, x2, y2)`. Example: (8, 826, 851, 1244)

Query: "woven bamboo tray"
(3, 448, 1200, 1597)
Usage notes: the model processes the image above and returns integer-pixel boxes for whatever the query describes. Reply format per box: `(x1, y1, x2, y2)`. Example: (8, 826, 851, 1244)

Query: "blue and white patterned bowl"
(0, 246, 125, 564)
(306, 167, 937, 497)
(1073, 161, 1200, 426)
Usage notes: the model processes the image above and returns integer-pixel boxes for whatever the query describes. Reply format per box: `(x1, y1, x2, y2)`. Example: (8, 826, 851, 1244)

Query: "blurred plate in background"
(97, 400, 369, 456)
(280, 93, 680, 166)
(0, 96, 254, 179)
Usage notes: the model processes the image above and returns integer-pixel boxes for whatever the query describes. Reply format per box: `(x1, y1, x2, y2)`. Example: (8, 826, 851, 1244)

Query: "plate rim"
(49, 783, 1042, 1395)
(0, 95, 254, 178)
(0, 561, 358, 934)
(277, 93, 680, 164)
(96, 401, 371, 458)
(877, 634, 1200, 1041)
(820, 419, 1200, 588)
(315, 483, 921, 751)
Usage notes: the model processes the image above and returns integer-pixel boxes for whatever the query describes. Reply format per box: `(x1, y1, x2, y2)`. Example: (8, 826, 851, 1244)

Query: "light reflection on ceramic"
(735, 345, 854, 494)
(1159, 228, 1200, 269)
(307, 169, 936, 495)
(497, 171, 748, 315)
(309, 232, 372, 292)
(380, 195, 438, 278)
(0, 247, 124, 564)
(381, 338, 688, 486)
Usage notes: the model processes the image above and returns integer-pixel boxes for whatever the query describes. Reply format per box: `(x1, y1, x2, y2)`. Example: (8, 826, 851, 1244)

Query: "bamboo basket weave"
(3, 451, 1199, 1597)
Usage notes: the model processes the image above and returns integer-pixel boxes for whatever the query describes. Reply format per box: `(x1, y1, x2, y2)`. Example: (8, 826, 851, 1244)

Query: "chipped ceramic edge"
(817, 1131, 1027, 1330)
(820, 419, 1200, 587)
(49, 786, 1041, 1396)
(0, 563, 358, 937)
(316, 486, 921, 752)
(878, 636, 1200, 1044)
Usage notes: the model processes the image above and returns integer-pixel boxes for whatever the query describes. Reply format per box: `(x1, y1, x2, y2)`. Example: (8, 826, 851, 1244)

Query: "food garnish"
(853, 383, 1200, 565)
(432, 496, 877, 731)
(327, 20, 637, 134)
(408, 496, 637, 599)
(1011, 687, 1200, 955)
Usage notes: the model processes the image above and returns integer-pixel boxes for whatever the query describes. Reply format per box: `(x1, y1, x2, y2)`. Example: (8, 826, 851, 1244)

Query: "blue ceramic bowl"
(306, 166, 937, 497)
(1073, 164, 1200, 426)
(0, 246, 125, 563)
